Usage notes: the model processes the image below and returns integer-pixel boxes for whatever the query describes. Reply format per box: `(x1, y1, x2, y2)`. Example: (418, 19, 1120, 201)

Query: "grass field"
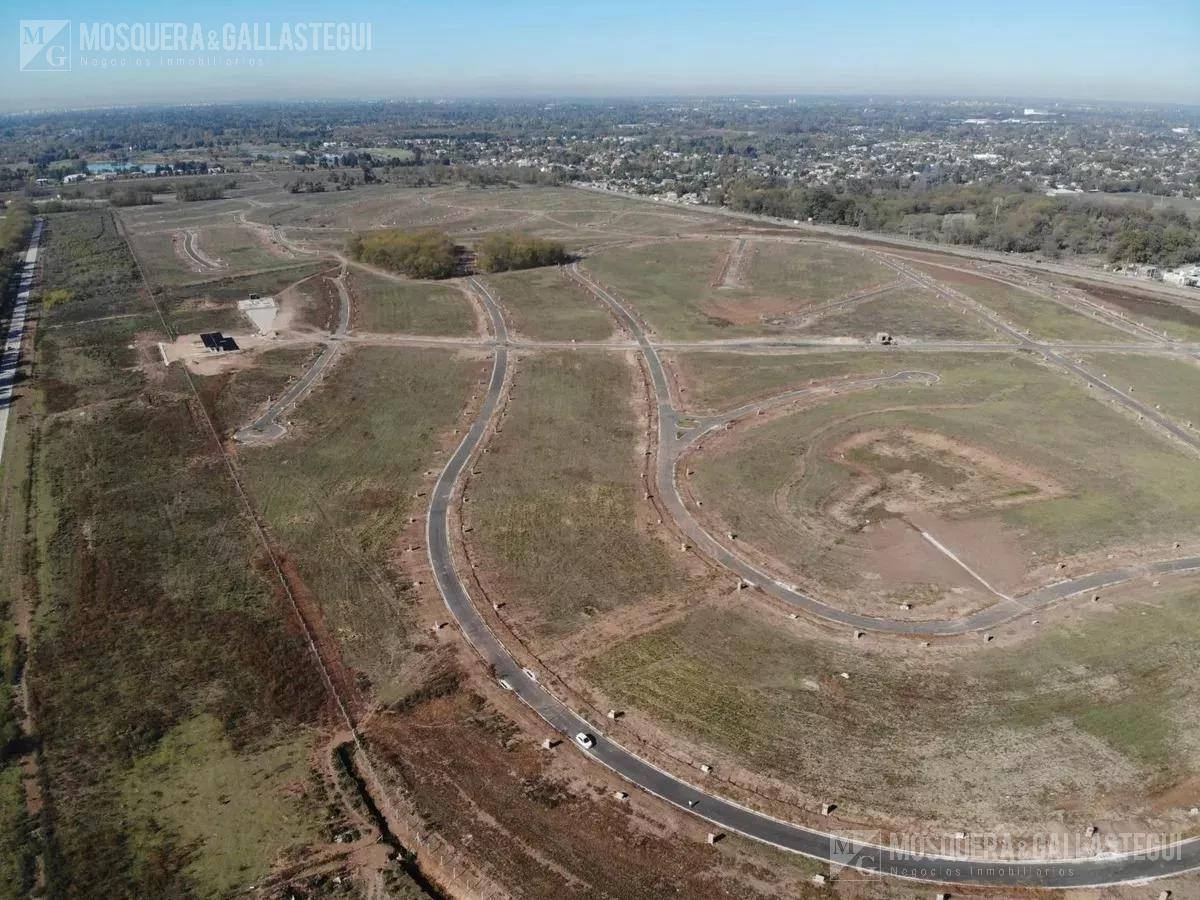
(688, 351, 1200, 598)
(482, 267, 614, 341)
(25, 209, 331, 896)
(347, 267, 476, 335)
(122, 715, 321, 897)
(907, 261, 1130, 342)
(669, 349, 969, 411)
(238, 346, 483, 703)
(469, 352, 698, 638)
(1080, 353, 1200, 428)
(584, 239, 895, 339)
(801, 286, 999, 341)
(589, 579, 1200, 829)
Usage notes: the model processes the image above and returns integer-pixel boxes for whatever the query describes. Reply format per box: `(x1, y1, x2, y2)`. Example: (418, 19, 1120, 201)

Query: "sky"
(5, 0, 1199, 112)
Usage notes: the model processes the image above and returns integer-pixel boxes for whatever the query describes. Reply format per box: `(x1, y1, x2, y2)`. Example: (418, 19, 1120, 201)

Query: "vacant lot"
(25, 209, 332, 896)
(347, 268, 476, 336)
(687, 351, 1200, 611)
(584, 239, 896, 339)
(907, 260, 1130, 342)
(482, 267, 615, 341)
(800, 285, 999, 341)
(238, 346, 483, 703)
(1080, 352, 1200, 427)
(468, 352, 702, 642)
(121, 715, 322, 896)
(155, 262, 333, 336)
(669, 349, 981, 411)
(589, 577, 1200, 833)
(1066, 277, 1200, 342)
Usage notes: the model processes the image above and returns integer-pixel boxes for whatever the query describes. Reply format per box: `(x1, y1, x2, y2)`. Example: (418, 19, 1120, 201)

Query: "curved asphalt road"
(568, 263, 1200, 636)
(426, 274, 1200, 888)
(234, 266, 351, 443)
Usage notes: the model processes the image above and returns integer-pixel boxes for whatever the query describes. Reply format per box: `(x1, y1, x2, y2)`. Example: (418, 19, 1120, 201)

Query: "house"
(199, 332, 239, 353)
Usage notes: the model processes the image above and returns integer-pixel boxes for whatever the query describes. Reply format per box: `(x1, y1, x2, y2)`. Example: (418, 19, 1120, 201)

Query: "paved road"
(0, 219, 42, 464)
(234, 266, 351, 443)
(427, 274, 1200, 888)
(568, 263, 1200, 636)
(890, 256, 1200, 455)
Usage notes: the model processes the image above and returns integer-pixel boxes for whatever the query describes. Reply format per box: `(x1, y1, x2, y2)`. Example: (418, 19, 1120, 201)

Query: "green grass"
(200, 224, 294, 273)
(909, 263, 1129, 342)
(584, 239, 895, 339)
(803, 286, 999, 341)
(1080, 352, 1200, 428)
(470, 352, 694, 636)
(745, 240, 895, 300)
(0, 766, 32, 899)
(348, 268, 475, 335)
(590, 582, 1200, 826)
(689, 351, 1200, 583)
(482, 267, 614, 341)
(238, 347, 482, 702)
(122, 715, 320, 898)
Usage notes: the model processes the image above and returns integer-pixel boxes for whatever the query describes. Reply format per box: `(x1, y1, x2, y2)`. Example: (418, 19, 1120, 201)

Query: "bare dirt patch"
(1067, 278, 1200, 328)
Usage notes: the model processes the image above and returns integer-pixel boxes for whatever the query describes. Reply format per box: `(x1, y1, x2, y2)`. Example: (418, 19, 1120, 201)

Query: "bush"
(475, 231, 569, 272)
(349, 229, 458, 279)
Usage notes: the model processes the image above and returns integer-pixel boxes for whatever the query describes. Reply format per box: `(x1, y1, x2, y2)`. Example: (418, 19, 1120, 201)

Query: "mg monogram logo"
(20, 20, 71, 71)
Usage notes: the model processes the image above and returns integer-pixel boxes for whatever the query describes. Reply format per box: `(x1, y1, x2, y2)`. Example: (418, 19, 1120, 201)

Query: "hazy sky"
(6, 0, 1199, 112)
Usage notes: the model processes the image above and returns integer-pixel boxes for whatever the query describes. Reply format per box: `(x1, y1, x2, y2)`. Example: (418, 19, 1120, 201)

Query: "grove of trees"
(475, 231, 569, 272)
(347, 229, 458, 279)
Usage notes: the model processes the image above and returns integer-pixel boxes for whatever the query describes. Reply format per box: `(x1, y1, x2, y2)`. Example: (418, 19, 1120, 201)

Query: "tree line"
(715, 180, 1200, 267)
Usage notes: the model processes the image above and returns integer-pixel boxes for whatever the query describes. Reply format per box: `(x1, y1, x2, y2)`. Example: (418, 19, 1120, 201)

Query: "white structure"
(238, 295, 278, 335)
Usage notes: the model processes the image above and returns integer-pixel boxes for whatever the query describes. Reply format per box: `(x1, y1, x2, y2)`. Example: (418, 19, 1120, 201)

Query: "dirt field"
(687, 351, 1200, 613)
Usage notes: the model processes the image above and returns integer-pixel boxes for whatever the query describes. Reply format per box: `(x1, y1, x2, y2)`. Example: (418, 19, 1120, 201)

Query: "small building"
(200, 332, 238, 353)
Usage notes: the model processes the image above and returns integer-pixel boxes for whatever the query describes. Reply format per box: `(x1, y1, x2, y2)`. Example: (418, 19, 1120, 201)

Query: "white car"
(575, 732, 596, 750)
(522, 667, 538, 682)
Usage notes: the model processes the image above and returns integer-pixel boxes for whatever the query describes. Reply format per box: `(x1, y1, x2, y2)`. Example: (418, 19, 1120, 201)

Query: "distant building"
(1164, 266, 1200, 288)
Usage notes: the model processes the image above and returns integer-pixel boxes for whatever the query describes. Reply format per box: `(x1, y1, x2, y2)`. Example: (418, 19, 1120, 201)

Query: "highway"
(0, 218, 42, 465)
(425, 273, 1200, 888)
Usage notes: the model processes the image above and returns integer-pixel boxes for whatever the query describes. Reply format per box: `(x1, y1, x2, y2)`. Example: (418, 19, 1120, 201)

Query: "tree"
(475, 232, 569, 273)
